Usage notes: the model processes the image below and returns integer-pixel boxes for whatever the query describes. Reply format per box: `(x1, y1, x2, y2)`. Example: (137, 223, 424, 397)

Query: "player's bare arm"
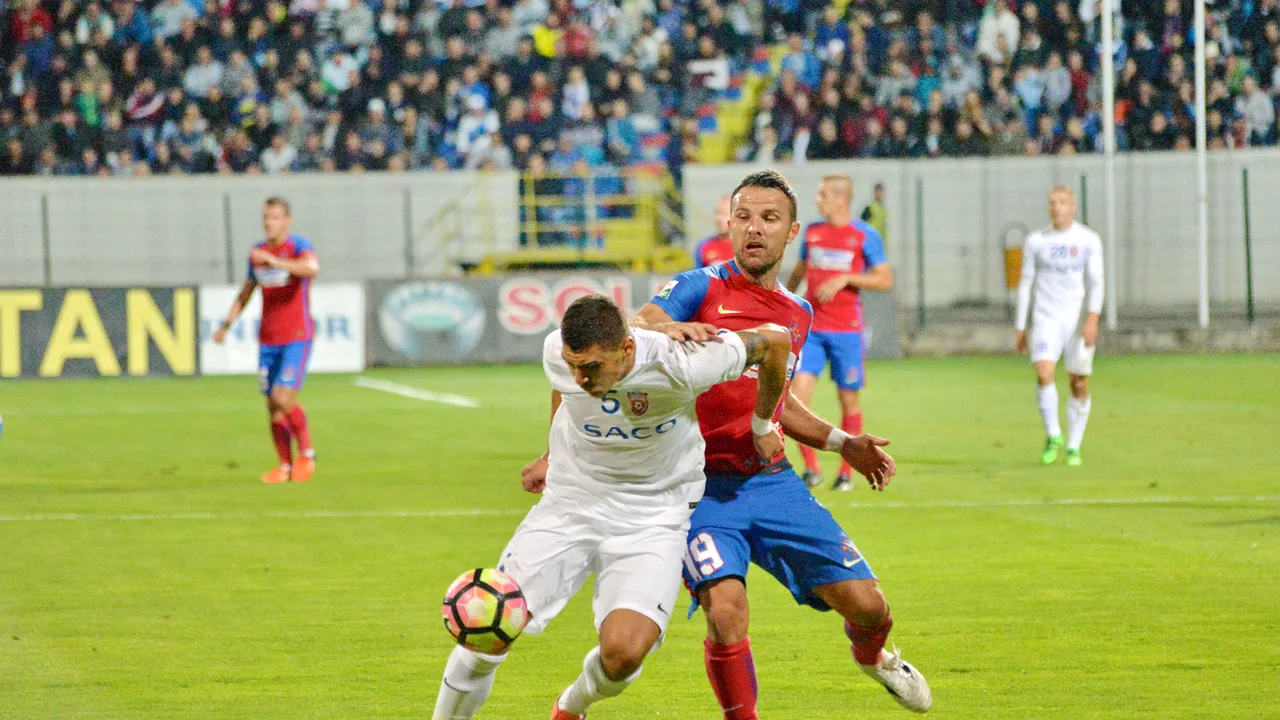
(251, 248, 320, 278)
(784, 261, 806, 293)
(779, 392, 895, 490)
(1080, 240, 1103, 347)
(736, 324, 792, 461)
(1014, 232, 1038, 354)
(815, 264, 894, 303)
(1081, 312, 1100, 347)
(630, 303, 722, 343)
(522, 390, 561, 494)
(212, 277, 258, 344)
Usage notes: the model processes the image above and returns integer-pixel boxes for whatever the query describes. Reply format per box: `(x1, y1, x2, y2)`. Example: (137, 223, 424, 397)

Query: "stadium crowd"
(1, 0, 1278, 177)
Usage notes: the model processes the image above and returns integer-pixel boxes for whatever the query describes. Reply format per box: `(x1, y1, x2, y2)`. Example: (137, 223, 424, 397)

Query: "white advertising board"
(199, 283, 366, 374)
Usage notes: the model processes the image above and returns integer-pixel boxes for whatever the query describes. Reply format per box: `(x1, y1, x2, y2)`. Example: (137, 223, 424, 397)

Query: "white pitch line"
(845, 495, 1280, 510)
(352, 377, 482, 408)
(0, 496, 1275, 524)
(0, 508, 527, 523)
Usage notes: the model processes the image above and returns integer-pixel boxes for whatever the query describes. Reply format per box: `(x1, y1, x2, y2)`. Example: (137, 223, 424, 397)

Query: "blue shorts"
(259, 341, 312, 395)
(682, 466, 876, 611)
(797, 331, 865, 391)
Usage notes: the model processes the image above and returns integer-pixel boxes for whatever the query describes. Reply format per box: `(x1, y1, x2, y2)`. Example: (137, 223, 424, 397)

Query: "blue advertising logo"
(378, 282, 486, 360)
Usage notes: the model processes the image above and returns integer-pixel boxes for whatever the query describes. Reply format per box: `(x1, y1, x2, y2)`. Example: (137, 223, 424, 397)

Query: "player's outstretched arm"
(631, 303, 722, 343)
(736, 324, 792, 461)
(779, 392, 896, 490)
(212, 278, 257, 344)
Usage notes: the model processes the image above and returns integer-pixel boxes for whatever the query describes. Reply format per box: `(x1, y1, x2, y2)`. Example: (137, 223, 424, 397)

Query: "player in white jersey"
(1015, 186, 1104, 466)
(432, 294, 796, 720)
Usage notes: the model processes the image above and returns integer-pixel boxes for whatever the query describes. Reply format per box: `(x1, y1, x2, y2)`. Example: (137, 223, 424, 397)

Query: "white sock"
(432, 645, 507, 720)
(1067, 395, 1091, 451)
(1037, 384, 1062, 438)
(557, 646, 642, 716)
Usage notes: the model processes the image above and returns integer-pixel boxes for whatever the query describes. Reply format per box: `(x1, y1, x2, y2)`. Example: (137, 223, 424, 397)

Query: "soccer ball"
(441, 568, 529, 654)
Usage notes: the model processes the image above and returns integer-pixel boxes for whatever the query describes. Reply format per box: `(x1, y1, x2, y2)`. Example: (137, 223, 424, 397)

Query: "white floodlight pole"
(1195, 0, 1210, 328)
(1101, 0, 1118, 330)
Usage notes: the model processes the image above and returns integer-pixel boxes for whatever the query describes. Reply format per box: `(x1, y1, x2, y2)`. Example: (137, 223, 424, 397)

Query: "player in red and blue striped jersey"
(213, 197, 319, 484)
(785, 176, 893, 491)
(633, 171, 930, 719)
(693, 196, 735, 269)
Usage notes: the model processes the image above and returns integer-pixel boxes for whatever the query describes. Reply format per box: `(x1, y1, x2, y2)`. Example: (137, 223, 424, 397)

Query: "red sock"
(845, 612, 893, 666)
(270, 418, 293, 466)
(799, 444, 822, 474)
(837, 412, 863, 478)
(285, 405, 313, 455)
(704, 638, 758, 720)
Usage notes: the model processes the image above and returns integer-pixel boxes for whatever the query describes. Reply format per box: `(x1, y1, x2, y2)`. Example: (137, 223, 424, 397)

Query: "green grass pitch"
(1, 354, 1277, 719)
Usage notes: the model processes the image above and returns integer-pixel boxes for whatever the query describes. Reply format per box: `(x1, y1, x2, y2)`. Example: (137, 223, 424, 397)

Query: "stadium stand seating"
(2, 0, 1277, 178)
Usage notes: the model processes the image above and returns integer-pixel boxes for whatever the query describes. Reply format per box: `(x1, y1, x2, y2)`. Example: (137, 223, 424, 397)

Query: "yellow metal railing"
(517, 169, 666, 252)
(467, 167, 693, 274)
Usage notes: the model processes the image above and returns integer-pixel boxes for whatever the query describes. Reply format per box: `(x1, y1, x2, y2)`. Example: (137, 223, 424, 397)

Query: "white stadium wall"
(0, 171, 521, 287)
(2, 152, 1277, 316)
(684, 150, 1280, 315)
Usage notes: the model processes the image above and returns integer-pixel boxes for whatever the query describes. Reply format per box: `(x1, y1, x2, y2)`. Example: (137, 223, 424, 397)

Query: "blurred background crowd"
(2, 0, 1277, 178)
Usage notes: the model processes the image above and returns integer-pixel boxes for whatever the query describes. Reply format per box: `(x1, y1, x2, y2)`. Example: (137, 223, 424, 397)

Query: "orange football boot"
(261, 466, 291, 484)
(291, 455, 315, 483)
(549, 703, 584, 720)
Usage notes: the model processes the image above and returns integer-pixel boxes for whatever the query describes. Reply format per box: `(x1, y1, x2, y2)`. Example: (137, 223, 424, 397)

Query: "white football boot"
(859, 647, 932, 713)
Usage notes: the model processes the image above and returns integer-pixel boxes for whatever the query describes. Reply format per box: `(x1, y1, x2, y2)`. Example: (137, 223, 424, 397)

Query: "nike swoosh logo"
(657, 603, 669, 615)
(844, 558, 862, 568)
(718, 305, 744, 315)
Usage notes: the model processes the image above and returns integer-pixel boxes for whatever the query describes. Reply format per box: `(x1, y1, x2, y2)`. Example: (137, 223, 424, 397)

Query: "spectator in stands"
(261, 133, 297, 174)
(456, 94, 500, 158)
(978, 0, 1020, 64)
(152, 0, 197, 40)
(1236, 75, 1276, 144)
(75, 1, 113, 45)
(0, 0, 1273, 182)
(184, 46, 223, 99)
(780, 31, 821, 91)
(113, 0, 153, 47)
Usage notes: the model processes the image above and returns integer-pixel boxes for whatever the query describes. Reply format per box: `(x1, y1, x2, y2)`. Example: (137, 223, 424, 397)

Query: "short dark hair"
(561, 295, 628, 352)
(264, 196, 291, 215)
(731, 169, 797, 222)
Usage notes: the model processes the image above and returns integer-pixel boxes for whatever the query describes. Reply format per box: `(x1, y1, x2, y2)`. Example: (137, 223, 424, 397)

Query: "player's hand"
(250, 248, 280, 267)
(1015, 330, 1028, 355)
(656, 322, 723, 344)
(815, 276, 850, 304)
(752, 426, 785, 463)
(839, 434, 896, 491)
(212, 327, 227, 344)
(521, 452, 549, 494)
(1081, 316, 1099, 348)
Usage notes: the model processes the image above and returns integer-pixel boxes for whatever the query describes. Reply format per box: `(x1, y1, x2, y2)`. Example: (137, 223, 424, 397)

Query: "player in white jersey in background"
(1015, 186, 1105, 466)
(433, 295, 796, 720)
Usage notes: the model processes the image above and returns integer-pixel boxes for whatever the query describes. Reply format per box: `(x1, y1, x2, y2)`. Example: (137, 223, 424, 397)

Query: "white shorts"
(496, 496, 688, 644)
(1030, 319, 1095, 376)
